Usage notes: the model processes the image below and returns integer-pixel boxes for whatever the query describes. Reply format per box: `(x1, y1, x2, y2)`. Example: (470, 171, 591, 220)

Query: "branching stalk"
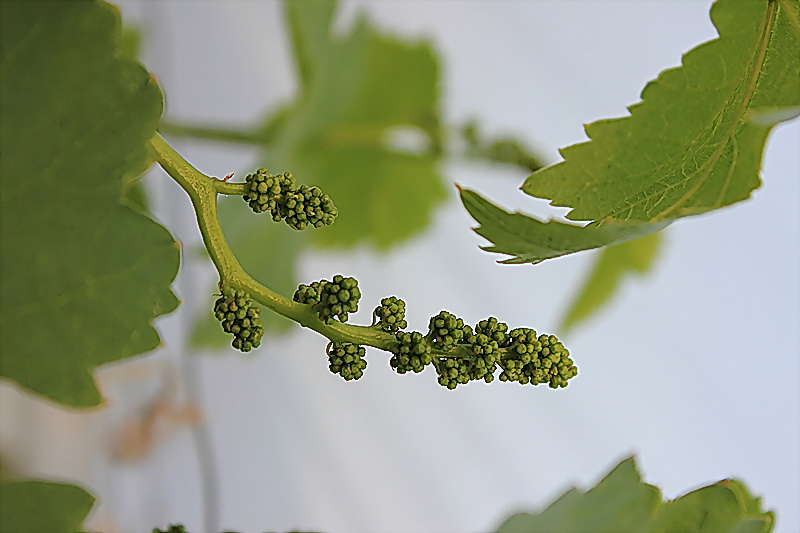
(148, 132, 577, 389)
(148, 133, 397, 351)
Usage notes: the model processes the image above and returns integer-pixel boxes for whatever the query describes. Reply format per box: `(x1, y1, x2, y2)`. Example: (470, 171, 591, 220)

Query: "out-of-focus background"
(1, 2, 797, 532)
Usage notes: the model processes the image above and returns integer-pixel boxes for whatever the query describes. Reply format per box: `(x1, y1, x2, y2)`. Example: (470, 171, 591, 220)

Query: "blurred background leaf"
(560, 232, 663, 332)
(496, 457, 773, 533)
(0, 0, 178, 406)
(0, 481, 95, 533)
(191, 0, 446, 346)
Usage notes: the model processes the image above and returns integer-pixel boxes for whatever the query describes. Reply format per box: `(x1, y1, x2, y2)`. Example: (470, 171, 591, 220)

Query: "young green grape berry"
(373, 296, 408, 332)
(390, 331, 433, 374)
(327, 342, 368, 381)
(213, 289, 264, 353)
(293, 275, 360, 323)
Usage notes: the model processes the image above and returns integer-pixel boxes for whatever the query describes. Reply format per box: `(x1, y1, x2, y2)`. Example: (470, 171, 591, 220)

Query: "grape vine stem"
(148, 132, 400, 349)
(149, 133, 560, 365)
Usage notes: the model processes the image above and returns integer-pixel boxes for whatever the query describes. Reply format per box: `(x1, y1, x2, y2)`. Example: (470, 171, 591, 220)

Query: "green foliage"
(0, 0, 179, 406)
(243, 169, 337, 230)
(213, 290, 264, 352)
(461, 189, 669, 264)
(0, 1, 788, 531)
(495, 457, 773, 533)
(463, 0, 799, 265)
(461, 120, 546, 172)
(561, 232, 663, 331)
(0, 481, 95, 533)
(194, 0, 445, 347)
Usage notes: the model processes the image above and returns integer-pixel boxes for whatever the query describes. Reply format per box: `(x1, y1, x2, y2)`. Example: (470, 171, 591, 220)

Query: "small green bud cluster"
(243, 168, 337, 230)
(427, 311, 471, 350)
(434, 356, 476, 389)
(373, 296, 408, 332)
(390, 331, 433, 373)
(327, 342, 367, 380)
(213, 289, 264, 352)
(384, 309, 576, 389)
(499, 329, 577, 388)
(293, 275, 361, 323)
(152, 525, 186, 533)
(289, 278, 575, 388)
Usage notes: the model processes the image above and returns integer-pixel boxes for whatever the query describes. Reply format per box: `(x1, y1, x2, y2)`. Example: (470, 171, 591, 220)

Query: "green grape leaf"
(0, 0, 178, 406)
(460, 188, 669, 264)
(263, 0, 445, 249)
(284, 0, 337, 87)
(0, 481, 95, 533)
(651, 480, 773, 533)
(525, 0, 799, 222)
(495, 457, 773, 533)
(560, 232, 663, 332)
(193, 0, 445, 348)
(497, 457, 661, 533)
(465, 0, 799, 264)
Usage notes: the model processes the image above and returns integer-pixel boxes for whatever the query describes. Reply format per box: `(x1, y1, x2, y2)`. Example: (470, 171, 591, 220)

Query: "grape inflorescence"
(243, 168, 337, 230)
(293, 274, 361, 323)
(292, 281, 577, 387)
(213, 289, 264, 352)
(216, 279, 576, 388)
(391, 303, 577, 389)
(327, 342, 367, 381)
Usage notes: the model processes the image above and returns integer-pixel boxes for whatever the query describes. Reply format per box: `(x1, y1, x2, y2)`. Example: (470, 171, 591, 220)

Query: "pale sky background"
(1, 2, 797, 533)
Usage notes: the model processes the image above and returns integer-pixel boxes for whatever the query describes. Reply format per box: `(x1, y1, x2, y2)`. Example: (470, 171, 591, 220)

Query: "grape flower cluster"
(213, 289, 264, 352)
(383, 300, 577, 389)
(373, 296, 408, 332)
(327, 342, 367, 381)
(293, 274, 361, 323)
(242, 168, 337, 230)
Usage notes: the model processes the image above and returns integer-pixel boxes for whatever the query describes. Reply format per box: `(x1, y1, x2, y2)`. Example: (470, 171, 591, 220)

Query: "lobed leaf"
(460, 188, 669, 264)
(194, 0, 446, 348)
(464, 0, 799, 264)
(0, 0, 179, 406)
(0, 481, 95, 533)
(497, 458, 661, 533)
(496, 457, 773, 533)
(267, 0, 446, 249)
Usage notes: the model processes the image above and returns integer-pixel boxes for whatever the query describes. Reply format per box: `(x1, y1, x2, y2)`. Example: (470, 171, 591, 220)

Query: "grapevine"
(148, 133, 576, 388)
